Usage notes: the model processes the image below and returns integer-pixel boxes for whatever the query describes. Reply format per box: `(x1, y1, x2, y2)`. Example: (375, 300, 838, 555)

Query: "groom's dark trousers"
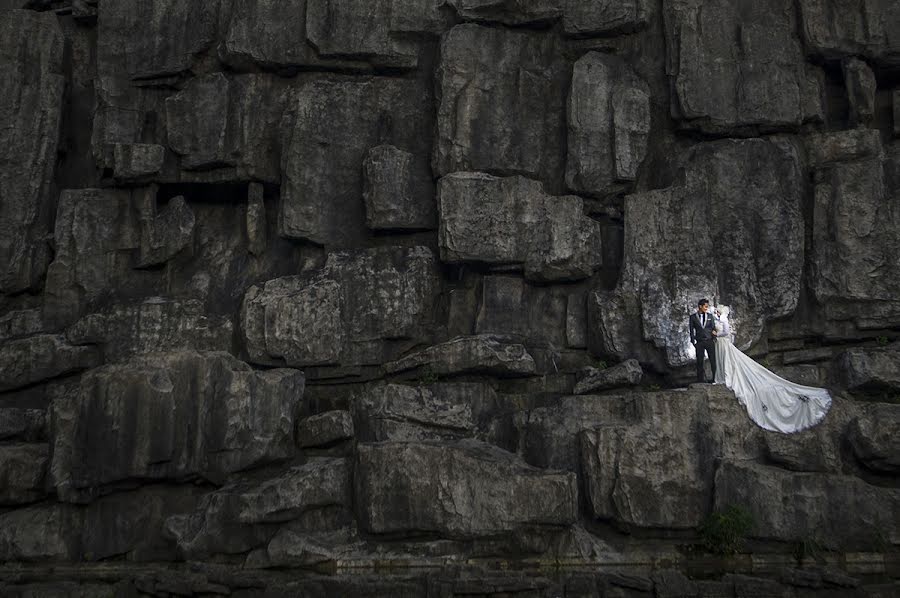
(695, 340, 716, 382)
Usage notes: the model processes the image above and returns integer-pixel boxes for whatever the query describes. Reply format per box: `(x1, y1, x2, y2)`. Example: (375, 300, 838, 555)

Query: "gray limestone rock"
(165, 73, 288, 182)
(809, 132, 900, 329)
(135, 196, 195, 268)
(798, 0, 900, 66)
(0, 443, 49, 505)
(446, 0, 563, 25)
(97, 0, 222, 81)
(714, 461, 900, 550)
(0, 334, 100, 392)
(242, 246, 438, 368)
(111, 143, 166, 181)
(246, 182, 267, 257)
(0, 503, 79, 561)
(42, 188, 144, 325)
(592, 138, 804, 367)
(296, 410, 355, 448)
(475, 276, 569, 347)
(842, 57, 877, 126)
(165, 458, 350, 558)
(0, 10, 64, 294)
(49, 351, 304, 502)
(574, 359, 643, 394)
(65, 298, 234, 360)
(350, 383, 476, 442)
(664, 0, 823, 133)
(221, 0, 371, 71)
(0, 408, 46, 441)
(566, 52, 650, 198)
(383, 335, 537, 378)
(434, 24, 568, 186)
(563, 0, 649, 36)
(847, 404, 900, 474)
(280, 77, 433, 246)
(833, 344, 900, 393)
(438, 173, 602, 282)
(579, 387, 763, 529)
(356, 439, 578, 538)
(363, 144, 436, 231)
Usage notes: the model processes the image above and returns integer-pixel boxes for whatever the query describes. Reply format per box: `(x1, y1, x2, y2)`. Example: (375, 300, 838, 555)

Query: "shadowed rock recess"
(1, 0, 899, 595)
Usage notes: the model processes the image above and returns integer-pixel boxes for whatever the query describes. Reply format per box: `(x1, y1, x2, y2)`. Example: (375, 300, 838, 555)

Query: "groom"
(689, 298, 717, 382)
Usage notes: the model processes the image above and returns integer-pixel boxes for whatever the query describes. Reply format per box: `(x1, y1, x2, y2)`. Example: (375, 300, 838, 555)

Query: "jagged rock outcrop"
(0, 10, 64, 293)
(664, 0, 823, 133)
(591, 137, 804, 367)
(241, 246, 438, 368)
(356, 439, 578, 538)
(438, 173, 602, 282)
(49, 351, 304, 502)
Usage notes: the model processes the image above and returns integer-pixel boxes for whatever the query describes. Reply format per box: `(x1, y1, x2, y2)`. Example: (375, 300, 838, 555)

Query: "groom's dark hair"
(698, 298, 709, 307)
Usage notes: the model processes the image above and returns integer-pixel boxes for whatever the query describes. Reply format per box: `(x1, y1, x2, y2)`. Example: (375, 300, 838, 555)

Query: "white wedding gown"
(713, 317, 831, 433)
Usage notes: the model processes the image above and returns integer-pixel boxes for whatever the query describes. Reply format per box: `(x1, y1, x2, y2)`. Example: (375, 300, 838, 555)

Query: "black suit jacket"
(689, 312, 716, 344)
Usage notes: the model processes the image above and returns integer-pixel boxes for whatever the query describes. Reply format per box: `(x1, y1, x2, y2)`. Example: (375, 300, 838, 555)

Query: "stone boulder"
(664, 0, 823, 133)
(0, 504, 79, 561)
(0, 10, 64, 293)
(165, 74, 288, 182)
(362, 144, 436, 231)
(808, 132, 900, 330)
(356, 440, 578, 538)
(798, 0, 900, 66)
(65, 298, 234, 361)
(847, 404, 900, 474)
(842, 57, 876, 127)
(0, 408, 46, 441)
(280, 77, 433, 246)
(566, 52, 650, 198)
(438, 173, 602, 282)
(0, 443, 49, 505)
(383, 335, 537, 378)
(305, 0, 446, 68)
(832, 344, 900, 393)
(296, 411, 355, 448)
(49, 351, 304, 502)
(111, 143, 166, 182)
(446, 0, 563, 25)
(475, 276, 569, 347)
(714, 461, 900, 550)
(434, 24, 567, 187)
(563, 0, 650, 36)
(579, 387, 763, 529)
(0, 335, 100, 392)
(591, 138, 804, 367)
(97, 0, 221, 81)
(241, 246, 438, 368)
(165, 458, 351, 558)
(220, 0, 371, 71)
(135, 196, 194, 268)
(350, 383, 477, 442)
(574, 359, 643, 394)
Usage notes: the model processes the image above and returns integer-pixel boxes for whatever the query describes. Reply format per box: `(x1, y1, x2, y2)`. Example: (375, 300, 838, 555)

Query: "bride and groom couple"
(688, 298, 831, 434)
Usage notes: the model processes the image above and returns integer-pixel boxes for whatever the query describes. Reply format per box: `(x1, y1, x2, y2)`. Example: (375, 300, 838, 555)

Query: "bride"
(712, 305, 831, 434)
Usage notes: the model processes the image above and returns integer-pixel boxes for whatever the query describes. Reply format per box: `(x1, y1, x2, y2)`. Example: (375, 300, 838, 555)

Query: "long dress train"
(713, 316, 831, 434)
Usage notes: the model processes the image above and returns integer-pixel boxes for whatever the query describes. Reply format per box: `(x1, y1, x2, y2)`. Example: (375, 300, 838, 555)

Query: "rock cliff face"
(1, 1, 899, 595)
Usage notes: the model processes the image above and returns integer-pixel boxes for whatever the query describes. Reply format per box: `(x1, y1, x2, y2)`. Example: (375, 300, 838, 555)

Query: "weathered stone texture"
(664, 0, 823, 133)
(592, 138, 804, 367)
(0, 10, 64, 293)
(566, 52, 650, 197)
(242, 246, 438, 367)
(434, 24, 567, 188)
(356, 440, 578, 538)
(49, 351, 303, 502)
(438, 173, 601, 282)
